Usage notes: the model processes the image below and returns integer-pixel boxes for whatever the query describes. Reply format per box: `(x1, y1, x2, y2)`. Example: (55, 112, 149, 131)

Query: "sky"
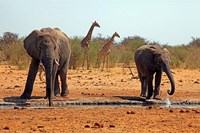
(0, 0, 200, 45)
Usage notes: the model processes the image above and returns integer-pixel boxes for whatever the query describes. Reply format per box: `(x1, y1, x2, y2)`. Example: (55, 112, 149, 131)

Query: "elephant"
(20, 27, 71, 106)
(134, 45, 175, 100)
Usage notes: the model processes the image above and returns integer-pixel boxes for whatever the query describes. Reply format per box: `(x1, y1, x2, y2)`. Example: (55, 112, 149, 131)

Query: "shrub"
(0, 41, 30, 69)
(1, 32, 200, 70)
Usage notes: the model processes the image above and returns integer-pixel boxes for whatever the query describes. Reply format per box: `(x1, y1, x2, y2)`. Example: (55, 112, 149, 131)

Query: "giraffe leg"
(102, 58, 105, 71)
(97, 57, 100, 70)
(86, 52, 90, 70)
(106, 56, 109, 71)
(98, 59, 101, 70)
(97, 52, 101, 70)
(82, 52, 85, 70)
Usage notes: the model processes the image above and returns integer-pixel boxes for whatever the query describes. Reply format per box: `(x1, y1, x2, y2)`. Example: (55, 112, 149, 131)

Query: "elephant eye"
(43, 40, 49, 43)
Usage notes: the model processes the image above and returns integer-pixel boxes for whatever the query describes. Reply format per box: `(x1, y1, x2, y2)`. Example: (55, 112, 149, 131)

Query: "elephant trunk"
(43, 59, 58, 106)
(163, 65, 175, 95)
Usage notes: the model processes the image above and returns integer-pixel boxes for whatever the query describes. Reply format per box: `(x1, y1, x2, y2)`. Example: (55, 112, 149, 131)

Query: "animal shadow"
(114, 96, 155, 106)
(3, 96, 45, 106)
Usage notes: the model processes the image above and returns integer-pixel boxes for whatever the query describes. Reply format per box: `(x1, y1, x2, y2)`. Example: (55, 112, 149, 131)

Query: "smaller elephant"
(134, 45, 175, 99)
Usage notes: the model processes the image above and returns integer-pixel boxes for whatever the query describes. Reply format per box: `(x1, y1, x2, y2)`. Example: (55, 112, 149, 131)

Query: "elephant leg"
(20, 59, 40, 99)
(60, 71, 69, 96)
(54, 72, 60, 96)
(154, 71, 162, 100)
(140, 76, 147, 97)
(146, 73, 153, 99)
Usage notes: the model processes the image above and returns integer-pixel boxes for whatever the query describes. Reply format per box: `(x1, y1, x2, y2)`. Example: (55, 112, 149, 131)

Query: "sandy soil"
(0, 65, 200, 132)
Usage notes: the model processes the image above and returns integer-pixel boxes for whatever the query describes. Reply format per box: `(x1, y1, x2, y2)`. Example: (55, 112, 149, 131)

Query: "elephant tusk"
(55, 60, 59, 65)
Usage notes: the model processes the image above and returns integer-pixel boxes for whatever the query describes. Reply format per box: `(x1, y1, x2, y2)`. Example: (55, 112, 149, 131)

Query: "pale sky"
(0, 0, 200, 45)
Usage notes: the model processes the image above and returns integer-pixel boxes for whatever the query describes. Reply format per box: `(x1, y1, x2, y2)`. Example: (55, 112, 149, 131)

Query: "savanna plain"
(0, 65, 200, 133)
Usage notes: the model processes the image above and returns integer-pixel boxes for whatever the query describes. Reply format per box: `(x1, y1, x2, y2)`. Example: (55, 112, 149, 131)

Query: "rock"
(146, 106, 152, 110)
(195, 110, 200, 113)
(194, 81, 200, 84)
(111, 81, 115, 85)
(6, 87, 14, 89)
(77, 75, 82, 78)
(109, 124, 115, 128)
(178, 79, 183, 82)
(92, 122, 103, 128)
(185, 110, 190, 113)
(88, 77, 93, 80)
(3, 126, 9, 130)
(169, 109, 173, 113)
(180, 109, 185, 113)
(21, 107, 26, 110)
(14, 85, 21, 88)
(14, 106, 20, 109)
(127, 111, 135, 114)
(84, 125, 90, 128)
(38, 125, 44, 128)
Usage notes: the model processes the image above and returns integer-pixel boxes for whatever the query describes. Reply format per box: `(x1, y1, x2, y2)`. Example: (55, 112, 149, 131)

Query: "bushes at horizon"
(1, 32, 200, 70)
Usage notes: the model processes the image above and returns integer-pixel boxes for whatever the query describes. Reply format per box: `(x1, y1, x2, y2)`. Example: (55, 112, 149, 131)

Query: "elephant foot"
(61, 90, 69, 97)
(140, 93, 146, 97)
(146, 95, 152, 99)
(54, 90, 60, 97)
(55, 94, 61, 97)
(44, 95, 55, 99)
(153, 95, 161, 100)
(20, 94, 31, 99)
(146, 96, 151, 100)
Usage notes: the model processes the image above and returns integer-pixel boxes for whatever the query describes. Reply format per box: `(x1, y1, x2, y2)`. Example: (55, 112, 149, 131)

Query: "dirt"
(0, 65, 200, 132)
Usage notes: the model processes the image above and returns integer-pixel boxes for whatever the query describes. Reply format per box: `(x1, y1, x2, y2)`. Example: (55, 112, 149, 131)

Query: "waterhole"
(1, 100, 200, 109)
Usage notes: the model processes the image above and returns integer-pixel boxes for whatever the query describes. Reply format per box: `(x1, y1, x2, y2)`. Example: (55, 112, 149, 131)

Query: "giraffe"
(97, 32, 120, 71)
(81, 21, 100, 70)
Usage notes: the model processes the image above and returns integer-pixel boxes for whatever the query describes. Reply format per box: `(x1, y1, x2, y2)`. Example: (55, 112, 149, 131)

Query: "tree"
(189, 37, 200, 46)
(0, 32, 19, 44)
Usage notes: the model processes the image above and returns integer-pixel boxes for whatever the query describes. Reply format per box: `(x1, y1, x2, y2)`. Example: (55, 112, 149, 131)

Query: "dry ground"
(0, 65, 200, 132)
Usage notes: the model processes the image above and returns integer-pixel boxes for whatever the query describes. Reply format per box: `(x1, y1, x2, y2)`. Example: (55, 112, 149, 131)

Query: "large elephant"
(134, 45, 175, 100)
(20, 28, 71, 106)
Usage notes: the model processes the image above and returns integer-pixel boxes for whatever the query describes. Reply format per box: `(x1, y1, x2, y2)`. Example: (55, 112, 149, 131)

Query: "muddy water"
(1, 100, 200, 109)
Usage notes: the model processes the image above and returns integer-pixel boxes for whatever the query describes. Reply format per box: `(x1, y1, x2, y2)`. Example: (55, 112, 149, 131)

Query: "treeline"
(1, 32, 200, 69)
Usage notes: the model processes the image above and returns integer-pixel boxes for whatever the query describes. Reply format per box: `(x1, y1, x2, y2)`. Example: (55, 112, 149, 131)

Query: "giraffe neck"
(86, 24, 95, 40)
(81, 24, 96, 48)
(102, 34, 116, 51)
(109, 34, 116, 43)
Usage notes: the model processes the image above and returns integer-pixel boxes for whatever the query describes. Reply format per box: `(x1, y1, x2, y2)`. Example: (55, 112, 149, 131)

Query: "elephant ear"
(24, 30, 41, 59)
(153, 50, 162, 69)
(163, 48, 171, 61)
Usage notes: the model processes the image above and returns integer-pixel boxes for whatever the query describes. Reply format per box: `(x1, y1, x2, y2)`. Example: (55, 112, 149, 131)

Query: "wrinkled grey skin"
(20, 28, 71, 106)
(134, 45, 175, 100)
